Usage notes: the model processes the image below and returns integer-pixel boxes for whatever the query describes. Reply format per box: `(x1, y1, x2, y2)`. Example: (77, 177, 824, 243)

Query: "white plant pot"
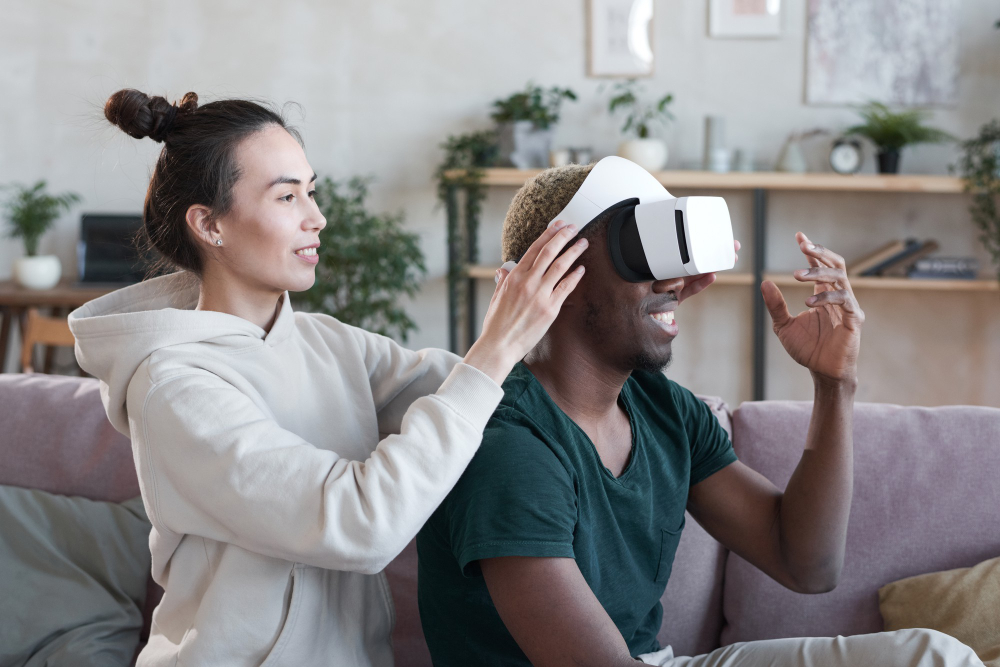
(14, 255, 62, 290)
(618, 138, 669, 172)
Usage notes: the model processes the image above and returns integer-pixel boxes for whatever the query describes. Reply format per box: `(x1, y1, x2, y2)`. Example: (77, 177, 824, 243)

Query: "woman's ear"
(185, 204, 220, 249)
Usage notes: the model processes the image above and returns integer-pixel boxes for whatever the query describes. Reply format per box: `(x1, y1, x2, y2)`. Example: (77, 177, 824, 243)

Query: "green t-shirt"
(417, 362, 737, 665)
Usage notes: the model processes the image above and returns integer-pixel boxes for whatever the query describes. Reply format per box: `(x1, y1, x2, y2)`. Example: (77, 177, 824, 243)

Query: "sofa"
(2, 372, 999, 665)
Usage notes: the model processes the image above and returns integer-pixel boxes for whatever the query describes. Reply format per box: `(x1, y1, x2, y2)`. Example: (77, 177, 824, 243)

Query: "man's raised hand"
(761, 232, 864, 385)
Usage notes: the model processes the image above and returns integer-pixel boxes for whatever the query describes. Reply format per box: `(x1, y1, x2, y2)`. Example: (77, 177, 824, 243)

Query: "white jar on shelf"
(618, 138, 669, 172)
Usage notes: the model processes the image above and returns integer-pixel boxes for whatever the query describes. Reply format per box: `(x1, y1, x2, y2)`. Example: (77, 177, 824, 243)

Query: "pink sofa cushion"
(0, 374, 138, 503)
(656, 394, 732, 658)
(721, 400, 1000, 645)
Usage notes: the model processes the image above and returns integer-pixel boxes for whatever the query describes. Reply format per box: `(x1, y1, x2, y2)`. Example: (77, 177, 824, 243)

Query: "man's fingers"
(761, 280, 792, 329)
(792, 267, 850, 291)
(797, 232, 845, 270)
(678, 273, 715, 304)
(806, 289, 865, 326)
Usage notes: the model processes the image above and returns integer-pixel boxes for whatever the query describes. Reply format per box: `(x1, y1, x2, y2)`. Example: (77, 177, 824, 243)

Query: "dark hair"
(104, 89, 299, 275)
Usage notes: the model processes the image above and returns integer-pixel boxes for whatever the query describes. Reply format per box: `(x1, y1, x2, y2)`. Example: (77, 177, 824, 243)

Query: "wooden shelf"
(765, 273, 999, 291)
(466, 266, 997, 292)
(444, 169, 966, 194)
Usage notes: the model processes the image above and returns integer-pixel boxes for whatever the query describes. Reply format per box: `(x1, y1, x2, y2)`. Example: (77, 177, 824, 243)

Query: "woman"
(69, 89, 589, 666)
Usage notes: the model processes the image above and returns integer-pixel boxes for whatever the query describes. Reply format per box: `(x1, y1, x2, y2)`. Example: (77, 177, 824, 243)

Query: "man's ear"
(185, 204, 221, 249)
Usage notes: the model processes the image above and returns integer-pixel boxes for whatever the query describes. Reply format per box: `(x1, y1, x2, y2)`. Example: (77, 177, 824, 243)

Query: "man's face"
(570, 220, 686, 373)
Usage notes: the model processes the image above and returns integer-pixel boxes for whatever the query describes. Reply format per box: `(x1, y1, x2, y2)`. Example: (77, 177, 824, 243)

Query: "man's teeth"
(295, 247, 317, 256)
(651, 311, 675, 324)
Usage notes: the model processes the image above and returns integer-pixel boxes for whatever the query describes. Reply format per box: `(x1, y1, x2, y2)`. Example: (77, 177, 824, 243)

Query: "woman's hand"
(761, 232, 864, 386)
(464, 221, 589, 385)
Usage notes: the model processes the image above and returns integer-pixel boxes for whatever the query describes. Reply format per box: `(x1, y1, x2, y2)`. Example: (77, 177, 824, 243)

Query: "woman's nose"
(307, 211, 327, 232)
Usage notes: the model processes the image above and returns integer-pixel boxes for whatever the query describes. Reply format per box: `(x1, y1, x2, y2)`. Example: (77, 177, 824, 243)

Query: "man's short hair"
(501, 163, 595, 263)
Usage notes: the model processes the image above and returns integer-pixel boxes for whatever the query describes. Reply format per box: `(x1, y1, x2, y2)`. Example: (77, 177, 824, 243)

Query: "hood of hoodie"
(69, 271, 294, 435)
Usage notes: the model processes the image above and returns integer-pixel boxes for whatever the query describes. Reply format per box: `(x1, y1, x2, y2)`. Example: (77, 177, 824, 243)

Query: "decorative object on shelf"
(775, 129, 827, 173)
(956, 119, 1000, 285)
(703, 115, 730, 173)
(587, 0, 654, 77)
(848, 238, 941, 278)
(846, 102, 953, 174)
(806, 0, 958, 105)
(908, 257, 979, 281)
(607, 79, 674, 171)
(709, 0, 782, 38)
(732, 148, 755, 172)
(295, 177, 425, 342)
(776, 136, 807, 173)
(571, 147, 594, 164)
(829, 137, 863, 174)
(491, 83, 577, 169)
(549, 148, 572, 168)
(3, 181, 80, 290)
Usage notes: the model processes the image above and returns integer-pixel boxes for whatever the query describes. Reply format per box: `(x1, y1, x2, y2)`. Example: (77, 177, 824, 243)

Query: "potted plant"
(491, 83, 577, 169)
(607, 80, 675, 171)
(846, 101, 954, 174)
(3, 181, 80, 290)
(955, 119, 1000, 285)
(295, 177, 425, 341)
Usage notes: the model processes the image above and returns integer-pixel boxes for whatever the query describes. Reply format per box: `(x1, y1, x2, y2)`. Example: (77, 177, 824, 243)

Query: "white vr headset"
(499, 156, 735, 282)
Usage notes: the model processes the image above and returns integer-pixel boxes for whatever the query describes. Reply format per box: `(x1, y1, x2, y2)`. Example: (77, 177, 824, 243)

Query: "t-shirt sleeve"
(441, 413, 578, 576)
(675, 384, 738, 486)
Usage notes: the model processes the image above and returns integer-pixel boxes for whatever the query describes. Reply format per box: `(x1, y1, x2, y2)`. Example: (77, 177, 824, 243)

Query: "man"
(417, 164, 981, 667)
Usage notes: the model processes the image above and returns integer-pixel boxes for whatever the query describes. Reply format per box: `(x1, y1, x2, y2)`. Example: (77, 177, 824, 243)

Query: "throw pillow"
(879, 556, 1000, 667)
(0, 485, 152, 666)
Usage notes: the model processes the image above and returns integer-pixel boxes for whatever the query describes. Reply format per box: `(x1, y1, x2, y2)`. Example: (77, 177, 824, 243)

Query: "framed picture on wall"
(587, 0, 654, 77)
(709, 0, 782, 38)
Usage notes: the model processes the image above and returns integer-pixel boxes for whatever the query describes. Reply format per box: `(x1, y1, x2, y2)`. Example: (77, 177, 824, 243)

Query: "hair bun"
(104, 89, 198, 143)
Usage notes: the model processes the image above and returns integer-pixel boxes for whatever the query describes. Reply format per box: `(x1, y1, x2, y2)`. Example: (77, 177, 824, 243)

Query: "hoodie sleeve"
(345, 326, 467, 436)
(133, 363, 503, 574)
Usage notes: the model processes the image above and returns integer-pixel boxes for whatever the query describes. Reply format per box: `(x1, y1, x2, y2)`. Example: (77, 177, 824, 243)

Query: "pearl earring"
(215, 239, 222, 246)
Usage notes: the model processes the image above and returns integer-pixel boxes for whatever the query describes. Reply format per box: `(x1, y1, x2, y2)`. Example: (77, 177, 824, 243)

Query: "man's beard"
(628, 349, 673, 374)
(584, 300, 674, 374)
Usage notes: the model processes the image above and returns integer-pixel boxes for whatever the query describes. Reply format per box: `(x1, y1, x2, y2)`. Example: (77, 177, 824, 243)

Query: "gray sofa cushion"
(0, 485, 152, 666)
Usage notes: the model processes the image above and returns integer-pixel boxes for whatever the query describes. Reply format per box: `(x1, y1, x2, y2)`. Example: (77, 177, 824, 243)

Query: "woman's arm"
(133, 364, 501, 575)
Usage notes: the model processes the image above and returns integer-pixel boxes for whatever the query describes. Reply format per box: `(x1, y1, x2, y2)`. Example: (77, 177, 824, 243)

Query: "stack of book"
(847, 239, 979, 280)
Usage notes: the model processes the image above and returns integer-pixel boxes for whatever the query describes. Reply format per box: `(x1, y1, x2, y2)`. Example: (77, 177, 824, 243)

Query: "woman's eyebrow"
(268, 173, 318, 188)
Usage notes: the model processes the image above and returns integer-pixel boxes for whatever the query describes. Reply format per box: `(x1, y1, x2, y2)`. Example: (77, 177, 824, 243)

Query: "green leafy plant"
(296, 177, 425, 341)
(607, 80, 674, 139)
(846, 101, 954, 152)
(956, 120, 1000, 285)
(490, 83, 577, 130)
(2, 181, 80, 256)
(435, 130, 500, 276)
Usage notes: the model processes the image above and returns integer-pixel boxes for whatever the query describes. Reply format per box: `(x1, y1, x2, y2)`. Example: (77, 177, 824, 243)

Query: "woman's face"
(209, 125, 327, 294)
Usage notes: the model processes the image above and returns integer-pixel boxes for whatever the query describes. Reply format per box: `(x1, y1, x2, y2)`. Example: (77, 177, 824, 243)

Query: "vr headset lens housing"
(504, 157, 735, 283)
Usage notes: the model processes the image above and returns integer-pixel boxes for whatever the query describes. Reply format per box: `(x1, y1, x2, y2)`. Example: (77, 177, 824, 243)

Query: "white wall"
(2, 0, 999, 407)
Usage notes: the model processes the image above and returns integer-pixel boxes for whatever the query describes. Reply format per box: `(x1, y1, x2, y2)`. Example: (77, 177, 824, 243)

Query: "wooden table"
(0, 280, 117, 373)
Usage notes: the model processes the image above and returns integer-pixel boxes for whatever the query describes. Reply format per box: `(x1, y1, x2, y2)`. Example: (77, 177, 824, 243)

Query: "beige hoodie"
(69, 272, 503, 667)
